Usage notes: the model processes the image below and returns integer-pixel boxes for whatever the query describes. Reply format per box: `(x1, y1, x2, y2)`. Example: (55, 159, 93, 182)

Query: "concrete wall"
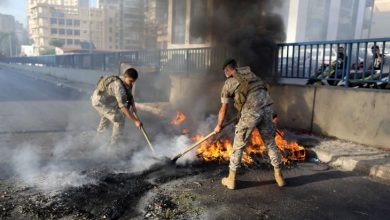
(269, 85, 315, 131)
(271, 85, 390, 150)
(3, 63, 389, 149)
(312, 86, 390, 149)
(4, 64, 105, 85)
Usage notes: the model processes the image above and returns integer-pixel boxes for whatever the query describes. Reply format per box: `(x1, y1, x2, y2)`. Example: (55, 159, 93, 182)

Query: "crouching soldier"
(91, 68, 142, 146)
(214, 59, 286, 190)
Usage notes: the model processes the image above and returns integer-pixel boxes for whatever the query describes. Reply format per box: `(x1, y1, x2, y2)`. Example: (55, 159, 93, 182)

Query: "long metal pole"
(171, 117, 236, 163)
(9, 34, 12, 57)
(140, 126, 156, 154)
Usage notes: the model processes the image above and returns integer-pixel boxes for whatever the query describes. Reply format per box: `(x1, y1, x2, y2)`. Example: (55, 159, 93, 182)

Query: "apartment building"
(168, 0, 212, 49)
(144, 0, 168, 49)
(97, 0, 145, 50)
(28, 0, 103, 54)
(281, 0, 375, 42)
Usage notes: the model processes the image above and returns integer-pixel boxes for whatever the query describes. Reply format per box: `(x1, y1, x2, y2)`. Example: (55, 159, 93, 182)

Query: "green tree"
(49, 38, 64, 48)
(40, 48, 56, 55)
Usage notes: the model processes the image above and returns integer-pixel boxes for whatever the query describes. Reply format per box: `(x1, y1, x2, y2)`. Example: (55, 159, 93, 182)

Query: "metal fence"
(277, 38, 390, 88)
(2, 38, 389, 88)
(1, 47, 229, 75)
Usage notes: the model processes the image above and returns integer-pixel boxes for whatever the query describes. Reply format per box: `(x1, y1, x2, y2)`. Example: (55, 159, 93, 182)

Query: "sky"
(0, 0, 97, 28)
(0, 0, 28, 26)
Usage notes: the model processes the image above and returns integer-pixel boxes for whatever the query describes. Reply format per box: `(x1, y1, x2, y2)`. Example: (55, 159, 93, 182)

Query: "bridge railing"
(2, 38, 389, 88)
(276, 38, 390, 88)
(1, 48, 229, 75)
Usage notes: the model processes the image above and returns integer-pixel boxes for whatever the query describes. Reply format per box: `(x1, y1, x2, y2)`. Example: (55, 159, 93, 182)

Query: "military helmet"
(222, 58, 237, 70)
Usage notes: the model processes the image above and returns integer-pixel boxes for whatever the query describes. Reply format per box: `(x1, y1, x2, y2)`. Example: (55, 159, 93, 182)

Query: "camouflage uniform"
(91, 76, 133, 145)
(221, 67, 281, 171)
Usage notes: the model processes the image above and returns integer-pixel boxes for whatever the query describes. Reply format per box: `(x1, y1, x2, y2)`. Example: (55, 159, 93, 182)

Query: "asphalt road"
(0, 66, 389, 219)
(0, 67, 96, 133)
(181, 163, 390, 220)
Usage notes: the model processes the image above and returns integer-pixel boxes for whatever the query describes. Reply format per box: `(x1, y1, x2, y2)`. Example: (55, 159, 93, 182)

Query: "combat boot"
(221, 169, 236, 190)
(274, 167, 286, 187)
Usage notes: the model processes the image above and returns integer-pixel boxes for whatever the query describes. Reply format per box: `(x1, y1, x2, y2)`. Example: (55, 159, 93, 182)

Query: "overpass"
(1, 38, 389, 149)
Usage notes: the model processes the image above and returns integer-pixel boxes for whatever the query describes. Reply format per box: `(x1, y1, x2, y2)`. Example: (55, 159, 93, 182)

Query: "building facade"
(282, 0, 375, 42)
(27, 0, 105, 54)
(97, 0, 145, 50)
(0, 13, 28, 56)
(28, 0, 88, 7)
(370, 0, 390, 38)
(144, 0, 169, 49)
(167, 0, 212, 49)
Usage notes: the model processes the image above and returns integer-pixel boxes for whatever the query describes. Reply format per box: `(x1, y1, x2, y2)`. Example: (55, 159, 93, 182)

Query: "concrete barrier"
(271, 85, 390, 150)
(3, 63, 106, 85)
(3, 63, 389, 149)
(269, 85, 315, 131)
(312, 86, 390, 149)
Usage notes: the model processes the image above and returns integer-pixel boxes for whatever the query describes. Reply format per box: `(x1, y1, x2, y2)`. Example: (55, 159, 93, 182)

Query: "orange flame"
(196, 128, 305, 164)
(170, 111, 187, 125)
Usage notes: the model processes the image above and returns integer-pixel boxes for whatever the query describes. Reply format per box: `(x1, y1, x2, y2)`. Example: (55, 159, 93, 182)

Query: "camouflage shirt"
(220, 70, 273, 114)
(91, 76, 133, 109)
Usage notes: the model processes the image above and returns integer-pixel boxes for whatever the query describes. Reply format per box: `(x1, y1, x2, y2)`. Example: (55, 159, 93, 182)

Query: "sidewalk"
(3, 63, 390, 182)
(291, 132, 390, 181)
(312, 139, 390, 181)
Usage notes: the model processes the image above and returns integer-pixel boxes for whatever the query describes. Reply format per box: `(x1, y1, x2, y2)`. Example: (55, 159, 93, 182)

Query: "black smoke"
(191, 0, 286, 81)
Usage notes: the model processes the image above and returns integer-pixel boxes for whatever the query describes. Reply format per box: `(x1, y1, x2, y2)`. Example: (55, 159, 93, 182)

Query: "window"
(74, 30, 80, 36)
(66, 29, 73, 35)
(74, 20, 80, 26)
(59, 29, 65, 35)
(58, 19, 65, 25)
(74, 39, 80, 45)
(51, 28, 57, 34)
(50, 18, 57, 24)
(172, 0, 186, 44)
(66, 19, 73, 26)
(52, 10, 64, 17)
(67, 39, 73, 45)
(190, 0, 208, 44)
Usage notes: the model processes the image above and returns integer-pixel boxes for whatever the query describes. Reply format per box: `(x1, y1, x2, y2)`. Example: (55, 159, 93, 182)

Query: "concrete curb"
(310, 140, 390, 181)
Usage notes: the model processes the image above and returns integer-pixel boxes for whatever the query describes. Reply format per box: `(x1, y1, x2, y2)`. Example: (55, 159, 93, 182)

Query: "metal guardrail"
(277, 38, 390, 88)
(1, 48, 229, 75)
(1, 38, 389, 88)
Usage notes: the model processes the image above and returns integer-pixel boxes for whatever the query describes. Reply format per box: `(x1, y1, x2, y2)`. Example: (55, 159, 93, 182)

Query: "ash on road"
(0, 67, 389, 220)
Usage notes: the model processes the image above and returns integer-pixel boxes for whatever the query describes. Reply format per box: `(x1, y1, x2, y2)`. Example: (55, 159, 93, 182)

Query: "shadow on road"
(286, 170, 354, 187)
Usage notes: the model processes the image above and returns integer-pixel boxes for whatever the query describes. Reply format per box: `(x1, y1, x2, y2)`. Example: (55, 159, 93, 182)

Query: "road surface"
(0, 66, 389, 219)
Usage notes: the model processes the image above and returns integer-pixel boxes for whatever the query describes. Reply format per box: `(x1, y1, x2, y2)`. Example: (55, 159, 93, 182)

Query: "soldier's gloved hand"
(134, 120, 143, 128)
(214, 125, 222, 134)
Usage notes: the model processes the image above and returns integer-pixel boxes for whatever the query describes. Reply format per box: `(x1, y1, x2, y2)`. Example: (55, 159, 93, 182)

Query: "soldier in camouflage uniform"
(91, 68, 142, 145)
(214, 59, 285, 189)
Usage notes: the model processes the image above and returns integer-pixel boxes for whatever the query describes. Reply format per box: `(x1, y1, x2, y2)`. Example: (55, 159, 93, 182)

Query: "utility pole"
(88, 4, 92, 54)
(9, 33, 13, 57)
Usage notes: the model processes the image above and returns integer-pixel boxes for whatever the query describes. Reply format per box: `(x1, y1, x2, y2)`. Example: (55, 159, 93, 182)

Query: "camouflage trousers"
(92, 104, 125, 145)
(229, 106, 281, 171)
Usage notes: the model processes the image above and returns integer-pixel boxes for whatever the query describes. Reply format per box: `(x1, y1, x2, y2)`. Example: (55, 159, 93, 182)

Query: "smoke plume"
(192, 0, 286, 80)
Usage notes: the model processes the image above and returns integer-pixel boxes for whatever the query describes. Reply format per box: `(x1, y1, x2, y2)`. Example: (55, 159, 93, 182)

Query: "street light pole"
(9, 34, 13, 57)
